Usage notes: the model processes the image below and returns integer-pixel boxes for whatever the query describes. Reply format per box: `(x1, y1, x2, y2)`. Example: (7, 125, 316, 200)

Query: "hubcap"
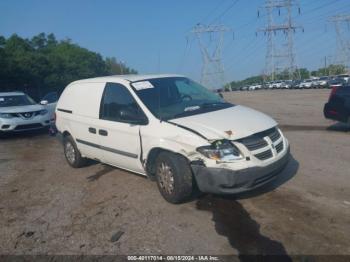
(65, 142, 76, 164)
(157, 162, 175, 194)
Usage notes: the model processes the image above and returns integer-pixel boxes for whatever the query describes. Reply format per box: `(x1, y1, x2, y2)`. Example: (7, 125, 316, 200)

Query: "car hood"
(0, 104, 44, 113)
(170, 105, 277, 141)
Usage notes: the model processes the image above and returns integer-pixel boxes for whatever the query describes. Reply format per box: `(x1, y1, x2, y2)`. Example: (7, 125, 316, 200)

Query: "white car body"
(56, 75, 290, 198)
(271, 81, 283, 89)
(316, 77, 329, 87)
(0, 92, 51, 132)
(299, 79, 313, 88)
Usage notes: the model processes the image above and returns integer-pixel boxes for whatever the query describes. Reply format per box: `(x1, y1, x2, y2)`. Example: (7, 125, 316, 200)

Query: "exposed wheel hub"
(65, 142, 76, 164)
(158, 162, 175, 194)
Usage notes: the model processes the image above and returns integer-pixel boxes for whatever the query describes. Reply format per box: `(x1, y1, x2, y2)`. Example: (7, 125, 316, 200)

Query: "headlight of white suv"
(0, 113, 13, 119)
(197, 140, 243, 161)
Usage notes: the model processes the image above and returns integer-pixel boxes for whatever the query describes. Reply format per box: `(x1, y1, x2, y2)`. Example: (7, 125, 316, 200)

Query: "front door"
(97, 82, 146, 174)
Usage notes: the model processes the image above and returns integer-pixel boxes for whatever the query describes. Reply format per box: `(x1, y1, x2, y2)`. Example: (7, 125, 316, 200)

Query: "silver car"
(0, 92, 54, 133)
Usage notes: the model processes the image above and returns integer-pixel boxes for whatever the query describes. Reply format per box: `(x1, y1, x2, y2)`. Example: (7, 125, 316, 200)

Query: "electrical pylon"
(258, 0, 302, 81)
(191, 23, 231, 90)
(329, 14, 350, 70)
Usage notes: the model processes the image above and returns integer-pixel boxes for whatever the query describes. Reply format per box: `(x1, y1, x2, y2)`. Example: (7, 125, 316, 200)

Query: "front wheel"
(155, 152, 193, 204)
(63, 135, 86, 168)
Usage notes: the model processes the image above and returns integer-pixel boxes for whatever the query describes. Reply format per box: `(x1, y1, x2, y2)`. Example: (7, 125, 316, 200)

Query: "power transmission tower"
(258, 0, 302, 81)
(329, 14, 350, 70)
(191, 23, 231, 90)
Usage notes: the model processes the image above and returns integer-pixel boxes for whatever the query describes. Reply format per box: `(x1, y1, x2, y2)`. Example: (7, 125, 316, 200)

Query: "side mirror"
(40, 100, 48, 105)
(119, 108, 148, 125)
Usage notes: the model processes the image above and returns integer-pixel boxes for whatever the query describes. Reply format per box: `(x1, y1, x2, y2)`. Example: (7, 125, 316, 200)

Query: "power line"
(209, 0, 240, 25)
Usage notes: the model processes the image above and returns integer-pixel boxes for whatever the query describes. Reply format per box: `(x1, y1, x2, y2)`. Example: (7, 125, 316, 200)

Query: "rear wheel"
(155, 152, 193, 204)
(63, 135, 86, 168)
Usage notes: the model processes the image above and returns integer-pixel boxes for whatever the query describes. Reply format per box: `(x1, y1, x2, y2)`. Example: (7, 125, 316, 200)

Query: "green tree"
(0, 33, 137, 100)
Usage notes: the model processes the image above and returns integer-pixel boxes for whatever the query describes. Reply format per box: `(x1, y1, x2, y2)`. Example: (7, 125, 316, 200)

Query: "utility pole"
(258, 0, 303, 81)
(329, 14, 350, 71)
(191, 23, 231, 90)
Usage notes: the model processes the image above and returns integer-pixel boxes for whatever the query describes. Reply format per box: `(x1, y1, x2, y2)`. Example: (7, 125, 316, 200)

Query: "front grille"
(14, 123, 43, 130)
(237, 127, 284, 161)
(14, 111, 41, 119)
(267, 128, 281, 142)
(276, 141, 284, 153)
(254, 149, 273, 160)
(239, 137, 268, 151)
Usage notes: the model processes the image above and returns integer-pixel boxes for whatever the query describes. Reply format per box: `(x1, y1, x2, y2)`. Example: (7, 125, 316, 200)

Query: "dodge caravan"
(56, 75, 290, 203)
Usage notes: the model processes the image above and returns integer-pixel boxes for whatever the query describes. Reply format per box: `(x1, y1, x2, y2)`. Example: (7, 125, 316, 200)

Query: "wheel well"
(62, 131, 71, 138)
(145, 148, 189, 178)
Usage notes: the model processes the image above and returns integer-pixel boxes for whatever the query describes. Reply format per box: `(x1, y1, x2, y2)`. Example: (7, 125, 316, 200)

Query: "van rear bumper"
(191, 146, 290, 194)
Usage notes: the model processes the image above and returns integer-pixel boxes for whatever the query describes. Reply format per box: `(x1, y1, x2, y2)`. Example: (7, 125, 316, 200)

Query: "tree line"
(0, 33, 137, 100)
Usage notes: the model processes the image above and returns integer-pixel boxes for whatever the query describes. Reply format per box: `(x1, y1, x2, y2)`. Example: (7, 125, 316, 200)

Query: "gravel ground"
(0, 89, 349, 257)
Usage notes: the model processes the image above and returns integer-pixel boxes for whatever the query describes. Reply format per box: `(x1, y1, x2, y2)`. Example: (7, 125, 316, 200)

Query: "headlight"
(197, 140, 243, 161)
(39, 109, 48, 115)
(0, 113, 13, 119)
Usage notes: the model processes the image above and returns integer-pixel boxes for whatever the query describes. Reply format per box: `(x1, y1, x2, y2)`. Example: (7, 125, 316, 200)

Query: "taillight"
(329, 86, 338, 101)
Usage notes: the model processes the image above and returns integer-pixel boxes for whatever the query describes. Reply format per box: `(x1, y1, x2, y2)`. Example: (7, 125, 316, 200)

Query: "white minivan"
(56, 75, 290, 203)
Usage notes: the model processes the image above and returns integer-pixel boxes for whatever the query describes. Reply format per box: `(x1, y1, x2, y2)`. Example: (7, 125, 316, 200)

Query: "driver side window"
(100, 83, 142, 123)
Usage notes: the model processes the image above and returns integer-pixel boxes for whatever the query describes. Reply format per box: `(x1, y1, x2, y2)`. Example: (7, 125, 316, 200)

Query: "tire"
(155, 151, 193, 204)
(63, 135, 86, 168)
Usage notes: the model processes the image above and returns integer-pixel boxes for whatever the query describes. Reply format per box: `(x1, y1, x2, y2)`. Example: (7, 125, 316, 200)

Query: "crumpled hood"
(170, 105, 277, 140)
(0, 104, 44, 113)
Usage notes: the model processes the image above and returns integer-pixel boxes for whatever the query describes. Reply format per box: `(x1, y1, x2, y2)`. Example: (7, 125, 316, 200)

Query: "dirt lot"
(0, 89, 349, 257)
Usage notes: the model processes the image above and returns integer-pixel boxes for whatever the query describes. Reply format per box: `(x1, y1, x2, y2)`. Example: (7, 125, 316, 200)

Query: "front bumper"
(191, 145, 290, 194)
(0, 116, 50, 132)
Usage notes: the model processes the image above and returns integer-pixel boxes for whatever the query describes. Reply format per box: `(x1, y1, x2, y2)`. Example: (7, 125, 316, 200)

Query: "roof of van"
(71, 74, 185, 84)
(0, 92, 25, 96)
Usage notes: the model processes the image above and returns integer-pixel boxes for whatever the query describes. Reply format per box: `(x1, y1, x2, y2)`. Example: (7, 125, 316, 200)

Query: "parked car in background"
(329, 78, 347, 89)
(248, 84, 262, 91)
(291, 80, 301, 89)
(0, 92, 51, 133)
(56, 74, 290, 203)
(299, 79, 314, 89)
(324, 85, 350, 125)
(337, 74, 350, 82)
(271, 81, 283, 89)
(281, 80, 292, 89)
(316, 76, 330, 88)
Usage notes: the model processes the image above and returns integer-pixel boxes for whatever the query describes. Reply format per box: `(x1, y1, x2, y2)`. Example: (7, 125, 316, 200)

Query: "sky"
(0, 0, 350, 83)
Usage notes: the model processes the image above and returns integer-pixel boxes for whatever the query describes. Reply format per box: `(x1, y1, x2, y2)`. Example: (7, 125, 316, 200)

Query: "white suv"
(0, 92, 51, 133)
(56, 75, 290, 203)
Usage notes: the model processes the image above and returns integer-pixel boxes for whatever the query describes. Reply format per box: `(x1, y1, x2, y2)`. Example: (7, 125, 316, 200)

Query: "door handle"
(89, 127, 96, 134)
(99, 129, 108, 136)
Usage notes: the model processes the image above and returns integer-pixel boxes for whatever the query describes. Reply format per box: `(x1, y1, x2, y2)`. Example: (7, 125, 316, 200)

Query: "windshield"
(0, 95, 36, 107)
(132, 77, 233, 120)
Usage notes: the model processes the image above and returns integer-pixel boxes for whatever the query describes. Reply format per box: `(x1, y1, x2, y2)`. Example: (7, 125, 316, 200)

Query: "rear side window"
(100, 82, 141, 122)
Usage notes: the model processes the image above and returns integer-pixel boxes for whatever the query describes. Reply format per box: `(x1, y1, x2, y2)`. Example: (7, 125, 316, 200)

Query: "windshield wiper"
(201, 102, 231, 108)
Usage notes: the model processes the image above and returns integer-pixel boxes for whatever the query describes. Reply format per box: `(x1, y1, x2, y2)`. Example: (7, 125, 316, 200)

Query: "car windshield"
(0, 95, 36, 107)
(132, 77, 233, 120)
